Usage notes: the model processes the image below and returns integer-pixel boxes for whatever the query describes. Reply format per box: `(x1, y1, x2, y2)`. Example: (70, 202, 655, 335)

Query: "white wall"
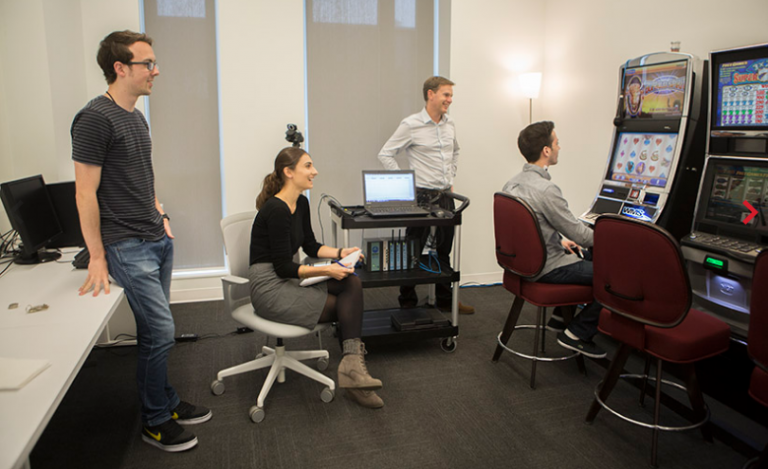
(0, 11, 10, 233)
(0, 1, 57, 191)
(450, 0, 547, 285)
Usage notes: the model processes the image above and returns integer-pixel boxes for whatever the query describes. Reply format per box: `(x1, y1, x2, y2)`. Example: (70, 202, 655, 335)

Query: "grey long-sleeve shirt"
(377, 108, 459, 190)
(502, 163, 594, 281)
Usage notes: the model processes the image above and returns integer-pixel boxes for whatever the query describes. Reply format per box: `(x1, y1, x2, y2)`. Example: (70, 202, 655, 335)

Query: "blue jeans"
(106, 236, 180, 427)
(537, 256, 602, 341)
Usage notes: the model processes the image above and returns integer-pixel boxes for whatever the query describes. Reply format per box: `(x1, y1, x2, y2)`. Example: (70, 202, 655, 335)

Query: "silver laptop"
(363, 170, 429, 217)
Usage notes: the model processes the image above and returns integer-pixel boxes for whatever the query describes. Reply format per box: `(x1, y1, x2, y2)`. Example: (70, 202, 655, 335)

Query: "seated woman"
(249, 147, 383, 408)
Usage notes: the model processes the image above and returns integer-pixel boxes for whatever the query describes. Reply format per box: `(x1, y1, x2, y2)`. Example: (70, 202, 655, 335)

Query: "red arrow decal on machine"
(743, 201, 758, 224)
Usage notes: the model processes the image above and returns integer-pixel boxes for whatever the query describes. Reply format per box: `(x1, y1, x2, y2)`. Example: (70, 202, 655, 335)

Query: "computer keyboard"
(367, 206, 428, 217)
(683, 232, 764, 260)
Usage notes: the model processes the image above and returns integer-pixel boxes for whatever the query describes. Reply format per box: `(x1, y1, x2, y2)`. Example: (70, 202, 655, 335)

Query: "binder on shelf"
(365, 239, 382, 272)
(408, 238, 420, 269)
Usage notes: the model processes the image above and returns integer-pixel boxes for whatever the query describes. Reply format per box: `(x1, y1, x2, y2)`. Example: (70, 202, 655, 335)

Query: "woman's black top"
(249, 195, 323, 278)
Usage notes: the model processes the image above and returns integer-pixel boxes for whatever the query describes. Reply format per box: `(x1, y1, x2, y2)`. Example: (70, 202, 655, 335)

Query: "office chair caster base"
(249, 406, 265, 423)
(317, 357, 329, 371)
(320, 387, 335, 403)
(210, 380, 225, 396)
(441, 337, 457, 353)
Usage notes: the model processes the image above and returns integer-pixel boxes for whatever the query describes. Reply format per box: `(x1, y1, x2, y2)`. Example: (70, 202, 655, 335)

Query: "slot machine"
(681, 43, 768, 337)
(579, 52, 708, 240)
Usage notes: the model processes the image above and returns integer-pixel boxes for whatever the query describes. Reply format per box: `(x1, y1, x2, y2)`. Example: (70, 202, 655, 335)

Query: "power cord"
(419, 251, 441, 274)
(316, 193, 343, 244)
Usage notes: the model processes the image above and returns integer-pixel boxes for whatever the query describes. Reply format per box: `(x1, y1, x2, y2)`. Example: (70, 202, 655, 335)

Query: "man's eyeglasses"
(126, 61, 158, 71)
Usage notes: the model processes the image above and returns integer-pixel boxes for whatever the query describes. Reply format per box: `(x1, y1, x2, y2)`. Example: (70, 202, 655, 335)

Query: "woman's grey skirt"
(248, 262, 327, 330)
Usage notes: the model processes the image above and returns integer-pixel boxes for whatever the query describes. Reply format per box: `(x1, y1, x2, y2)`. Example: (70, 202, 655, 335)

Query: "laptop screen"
(363, 171, 416, 204)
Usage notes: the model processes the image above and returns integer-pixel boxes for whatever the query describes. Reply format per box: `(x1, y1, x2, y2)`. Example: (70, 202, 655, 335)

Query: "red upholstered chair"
(585, 215, 731, 467)
(746, 250, 768, 468)
(491, 192, 591, 389)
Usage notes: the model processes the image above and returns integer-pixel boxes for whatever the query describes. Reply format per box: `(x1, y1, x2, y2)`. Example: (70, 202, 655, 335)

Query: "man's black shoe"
(172, 401, 212, 425)
(546, 314, 565, 332)
(556, 331, 607, 359)
(142, 419, 197, 452)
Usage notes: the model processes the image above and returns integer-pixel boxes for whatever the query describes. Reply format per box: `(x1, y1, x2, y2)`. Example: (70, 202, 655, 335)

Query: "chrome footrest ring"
(496, 328, 579, 362)
(593, 374, 710, 432)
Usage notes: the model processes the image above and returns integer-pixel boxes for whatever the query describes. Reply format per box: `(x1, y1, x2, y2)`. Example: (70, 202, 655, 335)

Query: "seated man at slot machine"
(502, 121, 606, 359)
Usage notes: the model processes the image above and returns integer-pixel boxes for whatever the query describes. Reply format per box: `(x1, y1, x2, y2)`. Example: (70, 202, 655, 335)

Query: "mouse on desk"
(431, 209, 452, 219)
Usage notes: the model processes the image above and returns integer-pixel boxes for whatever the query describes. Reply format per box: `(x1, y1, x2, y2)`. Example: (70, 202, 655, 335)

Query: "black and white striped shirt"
(71, 96, 164, 246)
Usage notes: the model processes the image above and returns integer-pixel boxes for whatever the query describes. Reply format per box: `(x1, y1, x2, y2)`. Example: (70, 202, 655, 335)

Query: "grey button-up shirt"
(502, 163, 594, 281)
(377, 108, 460, 190)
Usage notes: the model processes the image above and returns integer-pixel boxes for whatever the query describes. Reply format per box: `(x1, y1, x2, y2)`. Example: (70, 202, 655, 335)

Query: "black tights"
(318, 275, 363, 341)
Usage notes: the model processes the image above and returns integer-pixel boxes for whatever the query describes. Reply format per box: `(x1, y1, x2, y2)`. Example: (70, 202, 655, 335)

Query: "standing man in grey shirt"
(502, 121, 606, 358)
(72, 30, 211, 453)
(378, 76, 474, 315)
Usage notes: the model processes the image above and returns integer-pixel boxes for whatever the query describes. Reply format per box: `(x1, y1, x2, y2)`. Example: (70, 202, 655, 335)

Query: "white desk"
(0, 259, 124, 469)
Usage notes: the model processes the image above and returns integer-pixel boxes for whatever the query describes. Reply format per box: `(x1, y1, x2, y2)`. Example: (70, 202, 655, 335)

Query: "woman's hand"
(340, 247, 362, 260)
(340, 247, 365, 265)
(326, 261, 355, 280)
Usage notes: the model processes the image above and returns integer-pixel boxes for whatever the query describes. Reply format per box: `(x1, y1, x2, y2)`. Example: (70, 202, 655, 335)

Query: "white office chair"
(210, 211, 335, 423)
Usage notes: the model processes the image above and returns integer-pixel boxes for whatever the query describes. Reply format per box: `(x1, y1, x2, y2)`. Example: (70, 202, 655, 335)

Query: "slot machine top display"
(580, 52, 703, 227)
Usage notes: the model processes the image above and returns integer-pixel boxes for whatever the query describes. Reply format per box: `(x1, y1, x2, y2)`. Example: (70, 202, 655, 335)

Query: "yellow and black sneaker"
(171, 401, 212, 425)
(141, 419, 198, 452)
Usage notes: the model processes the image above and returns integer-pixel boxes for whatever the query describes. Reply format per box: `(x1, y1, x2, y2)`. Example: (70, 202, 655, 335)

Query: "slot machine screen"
(699, 159, 768, 234)
(622, 61, 687, 119)
(712, 45, 768, 129)
(606, 132, 677, 187)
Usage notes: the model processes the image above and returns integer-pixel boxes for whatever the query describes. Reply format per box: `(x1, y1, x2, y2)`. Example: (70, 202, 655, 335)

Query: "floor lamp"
(520, 72, 542, 124)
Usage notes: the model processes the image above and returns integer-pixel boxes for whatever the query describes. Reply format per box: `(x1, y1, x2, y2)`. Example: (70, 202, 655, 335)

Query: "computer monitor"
(0, 175, 63, 264)
(622, 60, 687, 119)
(46, 181, 84, 249)
(695, 158, 768, 237)
(711, 44, 768, 130)
(605, 132, 677, 188)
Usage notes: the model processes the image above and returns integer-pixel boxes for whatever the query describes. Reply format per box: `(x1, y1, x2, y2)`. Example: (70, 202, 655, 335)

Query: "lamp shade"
(519, 72, 542, 99)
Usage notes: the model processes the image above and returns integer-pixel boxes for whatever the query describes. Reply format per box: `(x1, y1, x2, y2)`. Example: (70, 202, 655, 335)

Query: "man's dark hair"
(423, 76, 455, 101)
(517, 121, 555, 163)
(97, 30, 153, 84)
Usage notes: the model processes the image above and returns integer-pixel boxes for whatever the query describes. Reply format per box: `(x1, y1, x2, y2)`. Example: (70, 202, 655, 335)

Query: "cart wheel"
(210, 380, 225, 396)
(317, 357, 329, 371)
(441, 337, 457, 353)
(249, 406, 265, 423)
(320, 387, 335, 403)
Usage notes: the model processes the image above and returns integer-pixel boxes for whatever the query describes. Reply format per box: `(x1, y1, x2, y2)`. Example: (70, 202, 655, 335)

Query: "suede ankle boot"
(346, 389, 384, 409)
(338, 338, 382, 390)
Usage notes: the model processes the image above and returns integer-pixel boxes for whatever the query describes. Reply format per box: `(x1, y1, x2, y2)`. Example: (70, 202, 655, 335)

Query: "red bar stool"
(491, 192, 589, 389)
(745, 250, 768, 469)
(585, 215, 731, 467)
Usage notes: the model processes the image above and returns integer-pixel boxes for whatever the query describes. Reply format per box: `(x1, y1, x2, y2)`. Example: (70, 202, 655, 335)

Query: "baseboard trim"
(460, 271, 502, 287)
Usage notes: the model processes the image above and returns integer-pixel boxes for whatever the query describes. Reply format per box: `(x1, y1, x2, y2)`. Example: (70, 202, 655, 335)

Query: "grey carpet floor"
(30, 285, 757, 469)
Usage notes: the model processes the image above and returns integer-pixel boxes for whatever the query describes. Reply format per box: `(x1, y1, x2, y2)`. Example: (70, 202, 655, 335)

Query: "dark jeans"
(399, 189, 455, 307)
(537, 253, 601, 341)
(106, 235, 180, 427)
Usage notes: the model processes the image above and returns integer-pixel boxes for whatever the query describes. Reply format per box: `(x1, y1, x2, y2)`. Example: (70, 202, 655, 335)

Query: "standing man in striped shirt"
(71, 30, 211, 453)
(378, 76, 475, 315)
